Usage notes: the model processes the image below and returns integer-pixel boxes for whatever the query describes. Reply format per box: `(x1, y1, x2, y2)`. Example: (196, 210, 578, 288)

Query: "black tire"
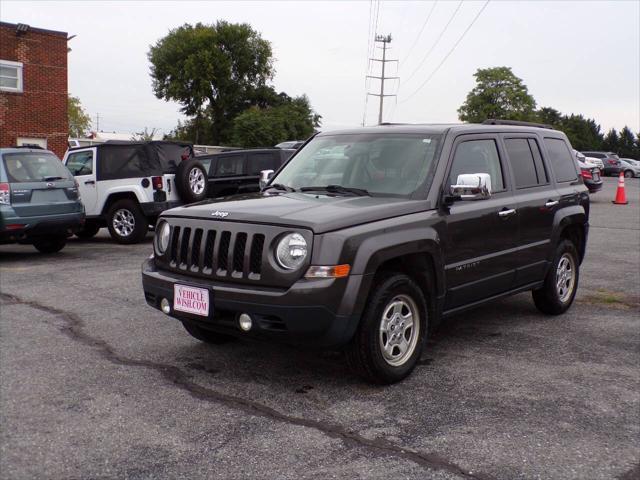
(175, 159, 208, 203)
(75, 221, 100, 239)
(346, 273, 428, 385)
(33, 237, 66, 253)
(624, 170, 634, 178)
(532, 239, 580, 315)
(106, 199, 149, 244)
(181, 320, 236, 344)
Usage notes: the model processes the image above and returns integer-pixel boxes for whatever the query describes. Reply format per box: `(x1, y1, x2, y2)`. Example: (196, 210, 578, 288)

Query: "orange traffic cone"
(612, 171, 628, 205)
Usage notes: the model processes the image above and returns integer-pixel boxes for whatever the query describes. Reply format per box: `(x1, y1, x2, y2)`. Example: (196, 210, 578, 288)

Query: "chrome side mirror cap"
(450, 173, 492, 201)
(259, 169, 275, 190)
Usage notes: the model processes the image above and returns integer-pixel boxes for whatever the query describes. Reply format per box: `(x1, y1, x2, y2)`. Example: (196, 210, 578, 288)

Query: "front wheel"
(532, 239, 579, 315)
(181, 320, 236, 344)
(106, 199, 149, 244)
(33, 237, 66, 253)
(346, 273, 427, 384)
(624, 170, 634, 179)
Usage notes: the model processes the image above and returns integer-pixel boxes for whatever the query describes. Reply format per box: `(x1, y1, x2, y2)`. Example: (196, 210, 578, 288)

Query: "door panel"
(65, 148, 98, 214)
(443, 135, 518, 310)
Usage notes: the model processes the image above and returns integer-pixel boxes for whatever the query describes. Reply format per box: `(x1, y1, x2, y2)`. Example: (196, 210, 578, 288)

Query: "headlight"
(275, 232, 307, 270)
(155, 221, 170, 254)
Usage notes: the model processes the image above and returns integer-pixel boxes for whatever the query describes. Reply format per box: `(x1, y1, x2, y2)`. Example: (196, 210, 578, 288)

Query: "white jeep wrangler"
(63, 141, 208, 243)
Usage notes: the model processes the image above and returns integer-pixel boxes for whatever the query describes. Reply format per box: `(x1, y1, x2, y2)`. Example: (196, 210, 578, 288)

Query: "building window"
(0, 60, 23, 92)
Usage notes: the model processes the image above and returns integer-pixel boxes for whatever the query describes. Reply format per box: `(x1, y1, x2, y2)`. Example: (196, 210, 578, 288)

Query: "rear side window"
(66, 150, 93, 176)
(448, 139, 505, 192)
(505, 138, 548, 188)
(2, 152, 71, 183)
(214, 154, 244, 176)
(248, 152, 277, 175)
(544, 138, 577, 182)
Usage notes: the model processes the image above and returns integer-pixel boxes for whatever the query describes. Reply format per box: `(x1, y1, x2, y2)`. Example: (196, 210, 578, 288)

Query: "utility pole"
(95, 113, 100, 132)
(366, 34, 398, 125)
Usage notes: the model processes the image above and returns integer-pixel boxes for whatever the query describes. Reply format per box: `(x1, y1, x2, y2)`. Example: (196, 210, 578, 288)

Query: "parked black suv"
(581, 151, 622, 176)
(199, 148, 295, 198)
(142, 122, 589, 384)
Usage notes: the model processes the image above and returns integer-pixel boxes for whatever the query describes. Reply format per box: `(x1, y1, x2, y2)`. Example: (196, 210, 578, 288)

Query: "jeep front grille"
(168, 225, 266, 280)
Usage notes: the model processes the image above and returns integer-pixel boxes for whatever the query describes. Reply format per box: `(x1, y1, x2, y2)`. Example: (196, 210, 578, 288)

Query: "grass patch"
(579, 289, 639, 310)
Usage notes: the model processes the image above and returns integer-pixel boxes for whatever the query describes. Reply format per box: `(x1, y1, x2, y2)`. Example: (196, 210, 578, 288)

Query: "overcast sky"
(2, 0, 638, 138)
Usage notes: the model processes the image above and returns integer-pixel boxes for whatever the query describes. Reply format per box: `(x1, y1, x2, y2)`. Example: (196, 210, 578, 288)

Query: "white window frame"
(0, 59, 24, 93)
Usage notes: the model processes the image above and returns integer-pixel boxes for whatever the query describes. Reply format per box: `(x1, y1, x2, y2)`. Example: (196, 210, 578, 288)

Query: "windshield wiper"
(300, 185, 370, 196)
(262, 183, 297, 193)
(43, 176, 65, 181)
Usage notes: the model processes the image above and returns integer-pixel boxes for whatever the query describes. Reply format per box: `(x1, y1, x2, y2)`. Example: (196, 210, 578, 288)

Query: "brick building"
(0, 22, 69, 158)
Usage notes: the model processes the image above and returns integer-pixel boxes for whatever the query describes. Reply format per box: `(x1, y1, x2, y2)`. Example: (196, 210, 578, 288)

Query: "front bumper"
(0, 211, 85, 244)
(141, 258, 368, 348)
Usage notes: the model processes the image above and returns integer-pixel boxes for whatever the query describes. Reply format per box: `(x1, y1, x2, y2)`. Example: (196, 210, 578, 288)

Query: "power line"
(400, 0, 438, 66)
(401, 0, 463, 85)
(399, 0, 491, 105)
(362, 0, 374, 126)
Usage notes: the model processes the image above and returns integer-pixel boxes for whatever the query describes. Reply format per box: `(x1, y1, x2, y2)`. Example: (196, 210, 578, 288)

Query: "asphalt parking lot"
(1, 176, 638, 480)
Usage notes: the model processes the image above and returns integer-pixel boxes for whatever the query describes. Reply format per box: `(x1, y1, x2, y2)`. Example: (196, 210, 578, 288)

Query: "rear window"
(544, 138, 577, 183)
(2, 152, 71, 183)
(505, 138, 548, 188)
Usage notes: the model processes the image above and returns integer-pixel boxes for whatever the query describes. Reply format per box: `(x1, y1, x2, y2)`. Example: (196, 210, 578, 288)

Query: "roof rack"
(482, 119, 554, 130)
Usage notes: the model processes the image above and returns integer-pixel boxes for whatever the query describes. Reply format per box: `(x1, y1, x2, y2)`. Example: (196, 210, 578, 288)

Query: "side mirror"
(450, 173, 492, 201)
(259, 169, 275, 190)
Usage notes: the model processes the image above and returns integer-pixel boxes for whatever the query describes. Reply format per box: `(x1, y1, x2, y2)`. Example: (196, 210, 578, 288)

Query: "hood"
(163, 192, 432, 233)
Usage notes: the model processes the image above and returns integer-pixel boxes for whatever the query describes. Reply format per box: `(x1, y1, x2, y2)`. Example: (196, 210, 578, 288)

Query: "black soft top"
(69, 141, 194, 180)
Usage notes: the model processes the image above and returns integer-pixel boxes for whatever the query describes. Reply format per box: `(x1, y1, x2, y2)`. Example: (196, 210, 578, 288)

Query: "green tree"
(617, 126, 636, 158)
(602, 128, 620, 153)
(148, 21, 273, 145)
(68, 96, 92, 138)
(457, 67, 537, 123)
(230, 95, 320, 148)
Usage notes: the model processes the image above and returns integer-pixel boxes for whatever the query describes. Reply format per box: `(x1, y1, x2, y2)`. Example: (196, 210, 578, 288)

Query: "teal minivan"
(0, 147, 85, 253)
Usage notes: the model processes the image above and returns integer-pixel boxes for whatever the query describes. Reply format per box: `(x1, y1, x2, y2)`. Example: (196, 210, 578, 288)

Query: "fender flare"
(99, 186, 147, 215)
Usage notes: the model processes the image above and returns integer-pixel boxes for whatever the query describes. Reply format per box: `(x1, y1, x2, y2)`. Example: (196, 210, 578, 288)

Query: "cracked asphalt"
(1, 176, 639, 479)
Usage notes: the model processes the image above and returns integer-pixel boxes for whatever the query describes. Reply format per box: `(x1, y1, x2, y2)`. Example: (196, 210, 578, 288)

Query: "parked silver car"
(620, 159, 640, 178)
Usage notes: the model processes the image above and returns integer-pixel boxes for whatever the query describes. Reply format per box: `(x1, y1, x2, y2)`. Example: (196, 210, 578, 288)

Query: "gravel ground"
(1, 176, 638, 480)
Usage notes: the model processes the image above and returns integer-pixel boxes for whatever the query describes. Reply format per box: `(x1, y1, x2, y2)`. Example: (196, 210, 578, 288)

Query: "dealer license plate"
(174, 284, 210, 317)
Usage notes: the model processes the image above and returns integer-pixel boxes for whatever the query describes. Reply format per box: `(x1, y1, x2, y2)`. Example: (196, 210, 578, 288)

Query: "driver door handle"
(84, 180, 95, 185)
(545, 200, 559, 208)
(498, 208, 517, 218)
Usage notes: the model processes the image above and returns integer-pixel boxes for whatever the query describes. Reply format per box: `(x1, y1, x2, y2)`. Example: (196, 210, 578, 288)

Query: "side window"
(66, 151, 93, 176)
(504, 138, 548, 188)
(248, 152, 277, 175)
(448, 139, 505, 192)
(214, 154, 244, 177)
(544, 138, 577, 182)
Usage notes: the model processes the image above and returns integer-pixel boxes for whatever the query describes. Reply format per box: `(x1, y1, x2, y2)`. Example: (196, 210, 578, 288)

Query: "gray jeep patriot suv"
(142, 121, 589, 384)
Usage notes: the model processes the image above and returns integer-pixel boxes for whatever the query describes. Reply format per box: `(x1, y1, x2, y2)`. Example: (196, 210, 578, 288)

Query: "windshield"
(271, 133, 442, 197)
(3, 152, 72, 183)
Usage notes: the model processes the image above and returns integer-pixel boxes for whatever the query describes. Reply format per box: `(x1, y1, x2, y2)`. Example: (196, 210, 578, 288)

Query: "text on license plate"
(174, 284, 209, 316)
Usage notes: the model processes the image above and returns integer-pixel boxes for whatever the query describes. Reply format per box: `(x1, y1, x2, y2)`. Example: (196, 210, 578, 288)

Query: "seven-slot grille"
(168, 225, 266, 280)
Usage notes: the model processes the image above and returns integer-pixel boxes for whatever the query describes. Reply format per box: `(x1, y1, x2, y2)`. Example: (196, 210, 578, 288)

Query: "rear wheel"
(624, 170, 634, 178)
(181, 320, 236, 344)
(75, 221, 100, 239)
(346, 273, 427, 384)
(33, 237, 66, 253)
(106, 199, 148, 244)
(175, 159, 208, 203)
(532, 239, 579, 315)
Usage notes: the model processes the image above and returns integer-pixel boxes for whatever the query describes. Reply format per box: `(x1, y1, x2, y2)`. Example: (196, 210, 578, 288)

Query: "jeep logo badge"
(211, 210, 229, 218)
(46, 182, 55, 188)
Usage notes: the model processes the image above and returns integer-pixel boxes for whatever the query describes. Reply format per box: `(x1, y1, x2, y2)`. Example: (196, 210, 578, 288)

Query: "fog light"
(160, 298, 171, 314)
(238, 313, 252, 331)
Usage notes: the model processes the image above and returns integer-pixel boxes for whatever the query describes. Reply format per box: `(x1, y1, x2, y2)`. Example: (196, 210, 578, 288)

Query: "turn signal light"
(151, 176, 163, 190)
(305, 264, 351, 279)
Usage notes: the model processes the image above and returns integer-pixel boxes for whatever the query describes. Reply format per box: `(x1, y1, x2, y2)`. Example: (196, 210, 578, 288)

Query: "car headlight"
(155, 220, 170, 254)
(275, 232, 307, 270)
